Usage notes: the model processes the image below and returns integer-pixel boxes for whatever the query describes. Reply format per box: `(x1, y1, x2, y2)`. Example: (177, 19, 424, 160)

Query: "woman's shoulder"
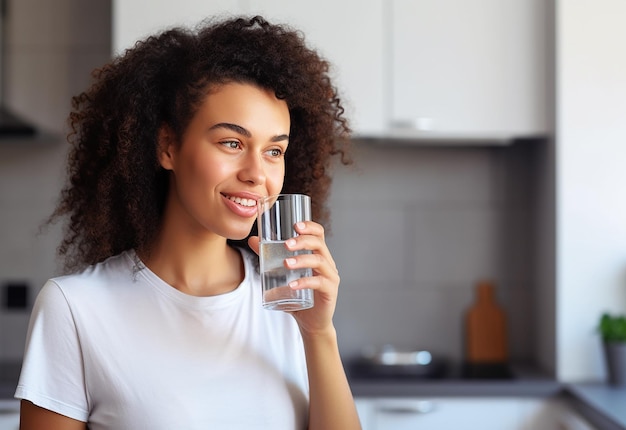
(32, 250, 143, 321)
(48, 250, 137, 294)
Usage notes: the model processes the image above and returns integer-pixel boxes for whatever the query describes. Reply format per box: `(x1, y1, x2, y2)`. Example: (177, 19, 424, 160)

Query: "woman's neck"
(139, 224, 245, 297)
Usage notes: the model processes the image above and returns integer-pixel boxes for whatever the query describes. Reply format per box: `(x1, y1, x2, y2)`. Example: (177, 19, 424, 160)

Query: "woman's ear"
(157, 126, 176, 171)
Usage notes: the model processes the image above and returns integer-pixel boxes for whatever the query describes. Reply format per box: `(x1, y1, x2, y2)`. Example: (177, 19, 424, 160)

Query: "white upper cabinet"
(112, 0, 246, 53)
(244, 0, 387, 135)
(113, 0, 549, 139)
(389, 0, 549, 139)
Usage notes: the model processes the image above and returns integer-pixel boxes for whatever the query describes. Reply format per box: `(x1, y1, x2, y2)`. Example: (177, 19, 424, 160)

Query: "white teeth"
(227, 196, 257, 207)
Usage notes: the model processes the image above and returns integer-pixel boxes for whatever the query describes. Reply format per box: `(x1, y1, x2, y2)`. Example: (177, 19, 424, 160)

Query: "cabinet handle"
(377, 400, 436, 415)
(389, 118, 435, 131)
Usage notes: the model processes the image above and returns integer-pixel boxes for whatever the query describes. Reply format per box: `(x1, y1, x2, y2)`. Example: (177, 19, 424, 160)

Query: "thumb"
(248, 236, 260, 255)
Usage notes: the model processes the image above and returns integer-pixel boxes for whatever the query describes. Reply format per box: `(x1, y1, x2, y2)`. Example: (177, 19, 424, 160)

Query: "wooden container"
(465, 281, 508, 366)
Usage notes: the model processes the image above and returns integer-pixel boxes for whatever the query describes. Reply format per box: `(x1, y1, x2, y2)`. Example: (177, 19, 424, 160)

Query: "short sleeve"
(14, 280, 89, 422)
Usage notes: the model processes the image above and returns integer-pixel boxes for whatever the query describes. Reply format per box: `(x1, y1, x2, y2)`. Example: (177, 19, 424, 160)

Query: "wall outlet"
(2, 281, 29, 309)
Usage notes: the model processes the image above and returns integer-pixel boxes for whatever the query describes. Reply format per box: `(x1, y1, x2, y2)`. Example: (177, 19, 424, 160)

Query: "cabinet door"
(0, 413, 19, 430)
(371, 397, 526, 430)
(0, 401, 20, 430)
(245, 0, 387, 135)
(390, 0, 548, 137)
(112, 0, 245, 53)
(354, 398, 374, 430)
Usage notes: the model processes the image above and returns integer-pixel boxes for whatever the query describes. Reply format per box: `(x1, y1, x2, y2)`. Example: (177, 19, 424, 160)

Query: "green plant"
(598, 313, 626, 343)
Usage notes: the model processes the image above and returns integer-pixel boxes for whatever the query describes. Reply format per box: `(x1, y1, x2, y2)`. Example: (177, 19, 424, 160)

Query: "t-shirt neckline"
(124, 248, 252, 310)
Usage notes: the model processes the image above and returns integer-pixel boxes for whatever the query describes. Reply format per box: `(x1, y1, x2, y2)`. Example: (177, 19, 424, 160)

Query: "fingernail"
(285, 258, 296, 267)
(289, 281, 298, 289)
(286, 239, 296, 247)
(296, 222, 306, 229)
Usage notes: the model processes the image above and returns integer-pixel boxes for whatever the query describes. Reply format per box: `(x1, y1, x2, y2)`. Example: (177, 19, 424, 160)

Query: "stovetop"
(348, 360, 515, 382)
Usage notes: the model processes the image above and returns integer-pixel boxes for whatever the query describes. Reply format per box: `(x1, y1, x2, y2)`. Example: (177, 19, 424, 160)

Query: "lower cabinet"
(0, 412, 19, 430)
(355, 396, 599, 430)
(0, 400, 20, 430)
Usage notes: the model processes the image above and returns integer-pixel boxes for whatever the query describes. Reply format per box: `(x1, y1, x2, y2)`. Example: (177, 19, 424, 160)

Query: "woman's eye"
(266, 148, 283, 157)
(221, 140, 241, 149)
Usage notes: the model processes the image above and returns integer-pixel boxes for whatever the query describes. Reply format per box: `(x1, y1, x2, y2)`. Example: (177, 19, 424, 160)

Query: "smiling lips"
(226, 195, 257, 207)
(223, 194, 260, 218)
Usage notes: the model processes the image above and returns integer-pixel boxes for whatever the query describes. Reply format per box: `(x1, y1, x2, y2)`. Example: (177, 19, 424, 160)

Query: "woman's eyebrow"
(209, 122, 251, 137)
(210, 122, 289, 142)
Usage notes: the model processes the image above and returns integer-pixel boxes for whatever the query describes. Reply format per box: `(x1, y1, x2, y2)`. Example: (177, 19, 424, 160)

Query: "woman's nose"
(238, 153, 266, 185)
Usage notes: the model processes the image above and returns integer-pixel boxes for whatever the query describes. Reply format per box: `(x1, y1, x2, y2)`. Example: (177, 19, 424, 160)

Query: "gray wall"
(327, 141, 539, 365)
(0, 0, 111, 360)
(0, 1, 541, 370)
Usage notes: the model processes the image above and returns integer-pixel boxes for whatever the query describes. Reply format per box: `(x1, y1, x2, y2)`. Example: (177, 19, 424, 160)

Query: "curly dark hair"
(50, 15, 351, 272)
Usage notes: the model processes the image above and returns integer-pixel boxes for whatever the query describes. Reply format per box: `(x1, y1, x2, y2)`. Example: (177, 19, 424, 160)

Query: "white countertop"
(566, 383, 626, 430)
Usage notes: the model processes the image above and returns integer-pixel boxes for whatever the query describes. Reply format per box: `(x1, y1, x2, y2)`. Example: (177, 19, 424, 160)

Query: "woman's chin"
(227, 228, 254, 242)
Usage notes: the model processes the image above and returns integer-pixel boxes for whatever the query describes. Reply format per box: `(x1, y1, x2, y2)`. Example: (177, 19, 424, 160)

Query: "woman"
(16, 15, 360, 430)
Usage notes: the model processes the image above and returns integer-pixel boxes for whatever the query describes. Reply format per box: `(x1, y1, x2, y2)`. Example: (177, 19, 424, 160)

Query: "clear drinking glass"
(257, 194, 314, 311)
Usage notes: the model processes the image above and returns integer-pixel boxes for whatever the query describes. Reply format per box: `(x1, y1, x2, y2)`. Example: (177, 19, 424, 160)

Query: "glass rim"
(257, 193, 310, 204)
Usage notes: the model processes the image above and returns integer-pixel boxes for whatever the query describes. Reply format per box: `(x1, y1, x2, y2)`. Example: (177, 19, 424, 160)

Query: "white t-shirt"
(15, 248, 309, 430)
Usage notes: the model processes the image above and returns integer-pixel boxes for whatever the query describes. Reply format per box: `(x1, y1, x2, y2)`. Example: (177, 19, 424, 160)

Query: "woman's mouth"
(225, 195, 257, 207)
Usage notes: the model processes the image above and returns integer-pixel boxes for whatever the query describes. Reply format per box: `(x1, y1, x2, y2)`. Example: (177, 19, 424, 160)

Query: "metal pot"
(350, 345, 447, 379)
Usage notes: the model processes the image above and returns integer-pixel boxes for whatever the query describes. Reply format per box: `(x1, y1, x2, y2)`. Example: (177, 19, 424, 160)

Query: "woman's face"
(159, 82, 290, 240)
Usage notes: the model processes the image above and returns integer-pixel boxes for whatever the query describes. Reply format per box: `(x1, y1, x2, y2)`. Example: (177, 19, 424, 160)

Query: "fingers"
(294, 221, 324, 237)
(285, 253, 339, 285)
(289, 222, 336, 269)
(283, 221, 339, 291)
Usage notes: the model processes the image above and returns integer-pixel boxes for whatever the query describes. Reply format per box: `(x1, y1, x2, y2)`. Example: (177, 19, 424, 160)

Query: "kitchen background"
(1, 0, 625, 390)
(0, 0, 112, 359)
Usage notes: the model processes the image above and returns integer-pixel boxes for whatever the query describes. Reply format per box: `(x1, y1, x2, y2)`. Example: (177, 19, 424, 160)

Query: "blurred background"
(1, 1, 626, 429)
